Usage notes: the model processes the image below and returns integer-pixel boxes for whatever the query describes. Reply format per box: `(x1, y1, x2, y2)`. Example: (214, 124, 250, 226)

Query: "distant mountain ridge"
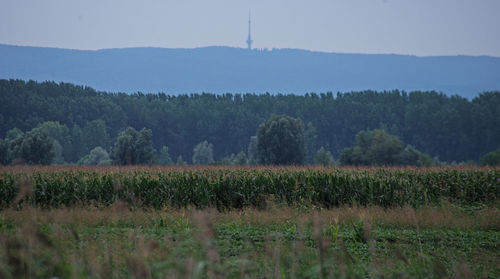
(1, 43, 499, 98)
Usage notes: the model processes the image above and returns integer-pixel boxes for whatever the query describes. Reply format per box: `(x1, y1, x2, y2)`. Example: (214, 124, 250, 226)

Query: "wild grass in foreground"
(0, 205, 498, 278)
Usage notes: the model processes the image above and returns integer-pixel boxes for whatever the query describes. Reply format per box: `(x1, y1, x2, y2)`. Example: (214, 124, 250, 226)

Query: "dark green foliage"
(340, 129, 432, 166)
(21, 129, 55, 165)
(304, 122, 318, 164)
(314, 147, 334, 166)
(344, 129, 403, 166)
(192, 141, 214, 165)
(5, 128, 23, 141)
(1, 167, 497, 209)
(79, 146, 110, 165)
(176, 155, 185, 166)
(1, 79, 499, 163)
(479, 149, 500, 166)
(339, 148, 354, 166)
(6, 133, 24, 164)
(111, 127, 156, 165)
(0, 139, 9, 165)
(158, 146, 174, 165)
(233, 151, 248, 165)
(0, 172, 16, 207)
(247, 136, 258, 165)
(34, 121, 72, 163)
(257, 115, 306, 165)
(399, 145, 433, 166)
(69, 124, 85, 162)
(6, 129, 55, 165)
(217, 151, 248, 165)
(69, 120, 111, 163)
(82, 120, 110, 152)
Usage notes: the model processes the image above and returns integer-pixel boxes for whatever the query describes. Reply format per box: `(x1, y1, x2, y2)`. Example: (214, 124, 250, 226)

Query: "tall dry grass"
(0, 205, 497, 278)
(1, 205, 498, 230)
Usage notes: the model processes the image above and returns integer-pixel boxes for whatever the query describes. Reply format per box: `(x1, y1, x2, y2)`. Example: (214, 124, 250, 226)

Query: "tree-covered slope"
(1, 44, 500, 98)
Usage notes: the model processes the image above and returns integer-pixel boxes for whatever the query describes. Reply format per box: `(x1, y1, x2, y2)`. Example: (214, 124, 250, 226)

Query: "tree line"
(0, 79, 499, 165)
(2, 114, 498, 166)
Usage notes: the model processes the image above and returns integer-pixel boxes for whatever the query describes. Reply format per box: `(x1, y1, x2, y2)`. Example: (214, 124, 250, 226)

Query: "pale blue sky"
(1, 0, 499, 56)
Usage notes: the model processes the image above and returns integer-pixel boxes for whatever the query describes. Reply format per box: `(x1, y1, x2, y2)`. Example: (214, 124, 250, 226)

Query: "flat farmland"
(0, 166, 498, 278)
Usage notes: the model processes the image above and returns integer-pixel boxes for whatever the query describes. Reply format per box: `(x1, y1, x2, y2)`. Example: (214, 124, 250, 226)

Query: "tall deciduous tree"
(314, 147, 334, 166)
(247, 136, 258, 165)
(111, 127, 156, 165)
(159, 146, 174, 165)
(8, 129, 55, 165)
(339, 129, 433, 166)
(399, 145, 433, 167)
(257, 114, 305, 165)
(340, 129, 402, 166)
(176, 155, 185, 166)
(479, 149, 500, 166)
(233, 151, 248, 165)
(80, 146, 110, 165)
(192, 141, 214, 165)
(35, 121, 71, 164)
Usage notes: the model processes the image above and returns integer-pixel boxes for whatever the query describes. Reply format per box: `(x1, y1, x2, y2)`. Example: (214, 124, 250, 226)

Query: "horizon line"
(1, 42, 499, 59)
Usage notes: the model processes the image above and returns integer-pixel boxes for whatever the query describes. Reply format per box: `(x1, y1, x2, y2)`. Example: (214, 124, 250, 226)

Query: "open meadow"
(0, 166, 499, 278)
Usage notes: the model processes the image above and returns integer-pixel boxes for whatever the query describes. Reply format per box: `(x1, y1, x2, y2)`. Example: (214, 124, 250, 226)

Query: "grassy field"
(0, 166, 499, 278)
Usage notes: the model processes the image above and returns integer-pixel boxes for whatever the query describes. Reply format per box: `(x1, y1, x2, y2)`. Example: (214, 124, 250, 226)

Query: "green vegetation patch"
(0, 207, 498, 278)
(1, 167, 499, 209)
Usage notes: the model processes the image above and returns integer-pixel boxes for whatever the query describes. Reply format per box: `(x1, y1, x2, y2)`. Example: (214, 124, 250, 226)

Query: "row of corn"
(0, 167, 498, 209)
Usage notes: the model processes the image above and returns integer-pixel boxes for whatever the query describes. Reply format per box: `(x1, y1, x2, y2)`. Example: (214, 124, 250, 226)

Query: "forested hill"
(1, 79, 499, 163)
(1, 44, 500, 98)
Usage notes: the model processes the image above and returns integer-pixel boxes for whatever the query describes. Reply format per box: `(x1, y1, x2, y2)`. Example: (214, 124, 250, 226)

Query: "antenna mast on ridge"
(246, 11, 253, 50)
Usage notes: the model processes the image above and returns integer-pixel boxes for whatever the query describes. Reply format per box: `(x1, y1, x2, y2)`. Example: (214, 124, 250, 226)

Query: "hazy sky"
(1, 0, 499, 56)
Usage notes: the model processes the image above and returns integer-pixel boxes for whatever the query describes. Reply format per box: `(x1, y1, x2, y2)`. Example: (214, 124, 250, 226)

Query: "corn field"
(0, 166, 498, 209)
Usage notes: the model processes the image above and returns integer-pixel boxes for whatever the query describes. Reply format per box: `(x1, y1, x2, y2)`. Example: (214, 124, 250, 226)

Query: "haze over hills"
(1, 43, 499, 98)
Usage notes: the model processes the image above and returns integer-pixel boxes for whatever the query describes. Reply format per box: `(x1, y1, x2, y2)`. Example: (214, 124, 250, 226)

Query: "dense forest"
(0, 79, 499, 164)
